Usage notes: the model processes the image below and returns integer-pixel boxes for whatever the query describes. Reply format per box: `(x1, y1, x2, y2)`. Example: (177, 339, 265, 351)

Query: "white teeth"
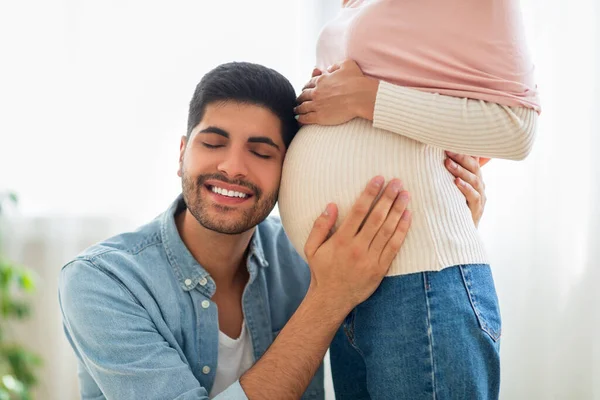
(210, 186, 248, 199)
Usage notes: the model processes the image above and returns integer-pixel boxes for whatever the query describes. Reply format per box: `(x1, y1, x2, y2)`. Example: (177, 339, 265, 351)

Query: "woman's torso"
(279, 119, 487, 276)
(278, 0, 537, 275)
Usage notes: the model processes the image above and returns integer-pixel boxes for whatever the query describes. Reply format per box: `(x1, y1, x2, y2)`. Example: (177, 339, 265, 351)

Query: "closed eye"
(202, 143, 224, 149)
(252, 151, 271, 160)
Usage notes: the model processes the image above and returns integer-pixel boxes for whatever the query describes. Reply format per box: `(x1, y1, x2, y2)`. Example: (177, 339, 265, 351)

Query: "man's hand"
(240, 176, 411, 400)
(445, 152, 487, 227)
(304, 176, 412, 311)
(294, 60, 379, 126)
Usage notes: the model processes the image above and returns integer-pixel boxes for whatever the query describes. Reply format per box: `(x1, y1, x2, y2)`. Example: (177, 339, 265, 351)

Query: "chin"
(201, 214, 254, 235)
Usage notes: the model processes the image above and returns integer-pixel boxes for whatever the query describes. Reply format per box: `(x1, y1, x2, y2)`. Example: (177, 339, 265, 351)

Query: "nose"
(217, 148, 248, 180)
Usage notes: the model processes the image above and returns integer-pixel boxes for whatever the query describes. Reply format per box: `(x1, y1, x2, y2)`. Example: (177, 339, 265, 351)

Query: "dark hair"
(187, 62, 299, 148)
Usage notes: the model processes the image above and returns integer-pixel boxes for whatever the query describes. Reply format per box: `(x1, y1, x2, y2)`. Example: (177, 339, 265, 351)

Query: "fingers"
(296, 88, 314, 105)
(445, 152, 480, 176)
(368, 188, 410, 255)
(445, 153, 484, 193)
(379, 210, 412, 267)
(336, 176, 385, 239)
(339, 59, 363, 74)
(296, 112, 317, 126)
(444, 152, 486, 226)
(294, 101, 315, 116)
(356, 179, 403, 242)
(311, 68, 322, 78)
(454, 177, 481, 208)
(303, 76, 319, 91)
(304, 203, 338, 258)
(454, 176, 484, 227)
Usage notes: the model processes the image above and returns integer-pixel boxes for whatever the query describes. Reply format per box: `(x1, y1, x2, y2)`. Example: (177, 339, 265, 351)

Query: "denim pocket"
(459, 264, 502, 342)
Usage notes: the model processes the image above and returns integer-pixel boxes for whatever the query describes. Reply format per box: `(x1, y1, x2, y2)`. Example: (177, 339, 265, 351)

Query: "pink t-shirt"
(317, 0, 540, 112)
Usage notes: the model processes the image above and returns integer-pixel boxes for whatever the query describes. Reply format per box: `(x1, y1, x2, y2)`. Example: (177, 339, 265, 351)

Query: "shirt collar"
(160, 195, 269, 293)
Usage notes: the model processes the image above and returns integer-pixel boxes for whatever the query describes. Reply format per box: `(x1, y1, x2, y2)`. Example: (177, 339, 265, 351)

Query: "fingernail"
(446, 151, 457, 157)
(458, 178, 466, 186)
(401, 210, 411, 220)
(449, 160, 457, 169)
(371, 176, 384, 187)
(294, 115, 300, 120)
(323, 204, 331, 216)
(391, 180, 402, 192)
(399, 192, 410, 201)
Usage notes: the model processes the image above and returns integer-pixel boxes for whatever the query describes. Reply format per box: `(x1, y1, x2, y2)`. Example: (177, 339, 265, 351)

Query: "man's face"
(179, 101, 286, 235)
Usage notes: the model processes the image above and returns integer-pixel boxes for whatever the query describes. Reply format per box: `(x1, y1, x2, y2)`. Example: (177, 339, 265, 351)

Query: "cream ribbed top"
(278, 0, 539, 276)
(279, 90, 536, 275)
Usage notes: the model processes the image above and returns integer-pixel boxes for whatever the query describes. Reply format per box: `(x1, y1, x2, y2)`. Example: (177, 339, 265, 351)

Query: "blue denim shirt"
(58, 196, 324, 399)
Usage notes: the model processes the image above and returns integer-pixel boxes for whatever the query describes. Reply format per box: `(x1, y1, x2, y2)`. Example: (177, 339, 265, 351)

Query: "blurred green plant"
(0, 192, 41, 400)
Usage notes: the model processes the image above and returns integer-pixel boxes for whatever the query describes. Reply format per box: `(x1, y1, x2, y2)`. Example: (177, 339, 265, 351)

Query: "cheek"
(269, 167, 283, 194)
(250, 160, 282, 194)
(183, 149, 216, 174)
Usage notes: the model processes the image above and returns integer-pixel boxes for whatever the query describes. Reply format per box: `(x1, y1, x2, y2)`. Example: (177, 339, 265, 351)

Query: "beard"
(181, 171, 278, 235)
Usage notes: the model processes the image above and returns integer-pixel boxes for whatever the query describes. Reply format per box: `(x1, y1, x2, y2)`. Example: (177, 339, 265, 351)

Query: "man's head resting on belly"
(178, 62, 299, 235)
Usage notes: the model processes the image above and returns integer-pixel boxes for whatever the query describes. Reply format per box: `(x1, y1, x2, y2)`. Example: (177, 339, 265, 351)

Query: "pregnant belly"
(278, 118, 473, 265)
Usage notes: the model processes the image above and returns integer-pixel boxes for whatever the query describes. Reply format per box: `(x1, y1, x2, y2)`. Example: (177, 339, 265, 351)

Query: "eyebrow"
(199, 126, 229, 138)
(248, 137, 280, 151)
(199, 126, 281, 151)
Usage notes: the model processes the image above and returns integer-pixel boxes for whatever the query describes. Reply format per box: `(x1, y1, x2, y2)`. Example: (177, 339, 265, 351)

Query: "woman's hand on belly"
(294, 60, 379, 126)
(445, 152, 487, 228)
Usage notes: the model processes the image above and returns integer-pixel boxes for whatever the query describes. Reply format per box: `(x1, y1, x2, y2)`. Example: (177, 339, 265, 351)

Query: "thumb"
(304, 203, 338, 258)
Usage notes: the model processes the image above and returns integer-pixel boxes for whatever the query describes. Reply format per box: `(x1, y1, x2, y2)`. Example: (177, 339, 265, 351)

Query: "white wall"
(0, 0, 331, 220)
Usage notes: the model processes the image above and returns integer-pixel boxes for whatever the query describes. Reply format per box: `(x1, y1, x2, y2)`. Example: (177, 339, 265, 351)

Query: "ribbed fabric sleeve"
(373, 81, 538, 160)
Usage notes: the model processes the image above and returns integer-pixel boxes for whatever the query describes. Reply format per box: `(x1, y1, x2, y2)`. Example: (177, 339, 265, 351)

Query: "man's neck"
(175, 209, 254, 287)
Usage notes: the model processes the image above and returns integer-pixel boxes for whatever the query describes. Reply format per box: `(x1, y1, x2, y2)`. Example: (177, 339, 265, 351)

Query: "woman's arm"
(372, 81, 537, 160)
(295, 60, 538, 161)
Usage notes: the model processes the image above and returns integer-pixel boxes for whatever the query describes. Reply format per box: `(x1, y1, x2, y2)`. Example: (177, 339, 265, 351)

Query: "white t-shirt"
(209, 321, 255, 398)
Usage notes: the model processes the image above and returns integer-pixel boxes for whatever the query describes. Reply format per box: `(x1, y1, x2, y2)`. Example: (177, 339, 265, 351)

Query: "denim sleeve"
(58, 260, 245, 400)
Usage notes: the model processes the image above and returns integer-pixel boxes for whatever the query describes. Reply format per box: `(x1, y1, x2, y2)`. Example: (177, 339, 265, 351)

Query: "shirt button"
(202, 365, 211, 374)
(199, 277, 208, 286)
(184, 278, 192, 286)
(201, 300, 210, 309)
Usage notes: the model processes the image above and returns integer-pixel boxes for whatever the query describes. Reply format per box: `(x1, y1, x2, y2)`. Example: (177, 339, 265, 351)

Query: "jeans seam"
(459, 266, 501, 342)
(343, 309, 366, 359)
(423, 272, 438, 400)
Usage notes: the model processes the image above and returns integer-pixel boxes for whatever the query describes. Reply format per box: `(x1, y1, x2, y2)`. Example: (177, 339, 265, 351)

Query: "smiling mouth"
(205, 184, 254, 199)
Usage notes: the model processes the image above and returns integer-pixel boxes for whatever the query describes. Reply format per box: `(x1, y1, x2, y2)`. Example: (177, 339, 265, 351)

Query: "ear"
(178, 136, 187, 177)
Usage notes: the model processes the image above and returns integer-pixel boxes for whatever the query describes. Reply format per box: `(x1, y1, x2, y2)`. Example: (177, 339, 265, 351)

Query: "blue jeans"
(330, 264, 501, 400)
